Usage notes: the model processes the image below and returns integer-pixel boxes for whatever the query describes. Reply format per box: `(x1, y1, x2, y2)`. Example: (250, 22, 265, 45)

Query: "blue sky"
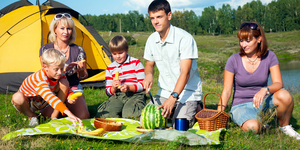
(0, 0, 272, 16)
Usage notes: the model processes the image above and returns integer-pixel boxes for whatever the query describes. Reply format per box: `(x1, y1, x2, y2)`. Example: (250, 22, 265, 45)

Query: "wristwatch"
(171, 92, 179, 100)
(265, 87, 270, 95)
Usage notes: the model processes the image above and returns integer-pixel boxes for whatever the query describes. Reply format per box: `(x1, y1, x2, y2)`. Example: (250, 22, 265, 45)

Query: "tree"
(218, 4, 234, 34)
(200, 6, 217, 35)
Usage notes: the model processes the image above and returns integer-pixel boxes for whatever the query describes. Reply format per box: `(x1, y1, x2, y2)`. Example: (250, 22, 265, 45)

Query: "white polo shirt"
(144, 24, 202, 103)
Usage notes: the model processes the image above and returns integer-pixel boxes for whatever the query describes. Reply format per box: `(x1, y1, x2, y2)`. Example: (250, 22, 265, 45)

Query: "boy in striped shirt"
(11, 49, 82, 127)
(95, 35, 146, 119)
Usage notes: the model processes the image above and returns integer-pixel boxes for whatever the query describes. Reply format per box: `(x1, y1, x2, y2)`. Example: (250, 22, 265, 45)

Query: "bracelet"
(79, 70, 88, 80)
(218, 105, 226, 107)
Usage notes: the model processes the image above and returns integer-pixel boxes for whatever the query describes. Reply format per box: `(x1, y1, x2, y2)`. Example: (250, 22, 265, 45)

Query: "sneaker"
(280, 125, 300, 140)
(28, 117, 39, 127)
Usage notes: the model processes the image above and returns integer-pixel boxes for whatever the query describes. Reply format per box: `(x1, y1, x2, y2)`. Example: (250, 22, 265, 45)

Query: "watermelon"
(140, 104, 166, 129)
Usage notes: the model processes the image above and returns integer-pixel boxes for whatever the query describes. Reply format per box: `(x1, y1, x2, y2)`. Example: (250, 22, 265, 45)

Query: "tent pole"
(37, 0, 43, 47)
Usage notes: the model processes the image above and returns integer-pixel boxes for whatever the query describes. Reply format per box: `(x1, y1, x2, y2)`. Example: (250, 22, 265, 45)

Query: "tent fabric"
(0, 0, 33, 17)
(0, 1, 112, 93)
(42, 0, 72, 10)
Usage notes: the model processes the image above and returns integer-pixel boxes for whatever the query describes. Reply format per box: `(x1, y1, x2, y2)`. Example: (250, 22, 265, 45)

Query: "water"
(268, 59, 300, 93)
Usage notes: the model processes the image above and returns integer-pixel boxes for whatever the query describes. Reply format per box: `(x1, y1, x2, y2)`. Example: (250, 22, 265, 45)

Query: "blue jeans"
(230, 94, 276, 126)
(71, 83, 84, 94)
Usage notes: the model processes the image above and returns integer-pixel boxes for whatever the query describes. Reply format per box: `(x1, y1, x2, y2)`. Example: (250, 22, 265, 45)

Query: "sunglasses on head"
(240, 22, 259, 30)
(54, 13, 71, 20)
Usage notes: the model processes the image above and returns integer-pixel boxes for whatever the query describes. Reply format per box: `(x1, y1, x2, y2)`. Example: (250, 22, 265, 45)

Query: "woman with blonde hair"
(39, 13, 89, 119)
(218, 22, 300, 140)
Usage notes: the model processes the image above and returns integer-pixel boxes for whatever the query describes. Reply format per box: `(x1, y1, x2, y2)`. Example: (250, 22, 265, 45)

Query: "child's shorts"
(12, 96, 49, 113)
(230, 94, 276, 127)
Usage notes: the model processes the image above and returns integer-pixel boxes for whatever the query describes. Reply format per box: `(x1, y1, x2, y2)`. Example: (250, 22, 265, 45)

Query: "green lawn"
(1, 30, 300, 149)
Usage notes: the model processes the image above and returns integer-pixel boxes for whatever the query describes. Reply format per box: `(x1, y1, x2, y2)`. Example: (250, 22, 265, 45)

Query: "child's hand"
(120, 84, 129, 93)
(68, 97, 78, 104)
(112, 79, 121, 89)
(64, 109, 83, 127)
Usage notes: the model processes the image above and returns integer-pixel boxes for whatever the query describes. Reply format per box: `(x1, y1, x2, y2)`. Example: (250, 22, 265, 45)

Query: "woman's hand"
(65, 62, 78, 72)
(77, 60, 85, 73)
(253, 88, 268, 108)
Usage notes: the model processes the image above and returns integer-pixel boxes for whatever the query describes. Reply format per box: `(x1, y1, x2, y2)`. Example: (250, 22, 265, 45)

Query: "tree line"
(79, 0, 300, 35)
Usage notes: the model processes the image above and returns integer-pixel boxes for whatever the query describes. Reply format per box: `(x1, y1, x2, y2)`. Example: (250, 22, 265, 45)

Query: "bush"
(124, 36, 137, 45)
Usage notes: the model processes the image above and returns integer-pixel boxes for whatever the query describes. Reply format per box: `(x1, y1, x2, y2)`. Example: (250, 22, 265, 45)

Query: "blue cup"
(175, 118, 189, 131)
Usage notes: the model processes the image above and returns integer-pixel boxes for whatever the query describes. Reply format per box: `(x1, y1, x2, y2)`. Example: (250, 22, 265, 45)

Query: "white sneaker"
(280, 125, 300, 140)
(28, 117, 39, 127)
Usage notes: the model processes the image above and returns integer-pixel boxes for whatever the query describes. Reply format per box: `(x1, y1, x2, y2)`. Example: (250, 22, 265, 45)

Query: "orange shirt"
(18, 68, 68, 114)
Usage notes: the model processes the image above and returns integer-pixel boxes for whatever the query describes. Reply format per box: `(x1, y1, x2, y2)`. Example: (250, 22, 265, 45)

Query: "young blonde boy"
(11, 48, 82, 127)
(96, 35, 146, 119)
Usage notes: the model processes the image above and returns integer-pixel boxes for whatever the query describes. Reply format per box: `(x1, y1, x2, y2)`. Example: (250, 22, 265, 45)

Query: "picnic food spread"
(140, 104, 166, 129)
(77, 126, 106, 136)
(94, 118, 123, 131)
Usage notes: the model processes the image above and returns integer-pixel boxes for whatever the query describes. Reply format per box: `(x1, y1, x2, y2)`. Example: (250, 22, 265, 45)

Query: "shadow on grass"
(88, 103, 101, 118)
(290, 116, 300, 129)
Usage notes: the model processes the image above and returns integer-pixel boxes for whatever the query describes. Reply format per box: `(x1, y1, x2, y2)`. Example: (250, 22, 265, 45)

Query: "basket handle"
(202, 93, 223, 111)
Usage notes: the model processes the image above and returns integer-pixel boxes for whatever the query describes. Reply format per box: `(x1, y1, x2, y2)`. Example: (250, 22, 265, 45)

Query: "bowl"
(94, 118, 123, 131)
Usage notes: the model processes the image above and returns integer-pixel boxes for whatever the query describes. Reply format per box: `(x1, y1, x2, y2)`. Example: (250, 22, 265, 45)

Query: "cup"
(175, 118, 189, 131)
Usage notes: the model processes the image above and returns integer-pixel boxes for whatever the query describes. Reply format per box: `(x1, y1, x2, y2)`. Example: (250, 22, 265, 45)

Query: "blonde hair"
(108, 35, 128, 53)
(41, 48, 66, 66)
(48, 15, 76, 45)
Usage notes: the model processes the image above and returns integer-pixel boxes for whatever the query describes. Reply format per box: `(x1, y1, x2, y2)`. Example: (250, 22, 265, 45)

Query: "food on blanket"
(69, 92, 83, 100)
(94, 118, 123, 131)
(140, 104, 166, 129)
(136, 126, 153, 133)
(136, 126, 173, 133)
(77, 126, 105, 136)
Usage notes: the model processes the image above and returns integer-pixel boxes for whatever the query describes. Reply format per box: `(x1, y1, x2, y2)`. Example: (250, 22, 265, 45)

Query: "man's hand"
(143, 74, 153, 93)
(157, 96, 176, 119)
(143, 61, 155, 93)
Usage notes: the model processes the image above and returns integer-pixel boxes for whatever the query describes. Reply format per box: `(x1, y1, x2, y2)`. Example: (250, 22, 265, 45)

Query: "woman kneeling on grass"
(217, 21, 300, 140)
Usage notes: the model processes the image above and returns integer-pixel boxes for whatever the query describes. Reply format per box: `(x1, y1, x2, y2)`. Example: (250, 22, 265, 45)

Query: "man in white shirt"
(143, 0, 202, 128)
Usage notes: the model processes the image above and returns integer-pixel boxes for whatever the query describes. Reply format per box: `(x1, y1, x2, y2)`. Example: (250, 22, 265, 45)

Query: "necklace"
(246, 56, 258, 69)
(56, 42, 69, 57)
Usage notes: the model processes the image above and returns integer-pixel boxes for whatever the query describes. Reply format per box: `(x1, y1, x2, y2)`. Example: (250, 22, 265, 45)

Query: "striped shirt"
(18, 68, 68, 114)
(105, 55, 145, 96)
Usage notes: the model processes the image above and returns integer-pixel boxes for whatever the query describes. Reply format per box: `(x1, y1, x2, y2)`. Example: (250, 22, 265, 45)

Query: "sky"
(0, 0, 273, 16)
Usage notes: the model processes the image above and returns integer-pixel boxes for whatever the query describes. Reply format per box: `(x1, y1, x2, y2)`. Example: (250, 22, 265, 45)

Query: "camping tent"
(0, 0, 112, 93)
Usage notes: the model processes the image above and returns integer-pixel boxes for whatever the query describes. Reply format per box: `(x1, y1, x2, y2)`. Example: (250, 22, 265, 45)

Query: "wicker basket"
(195, 93, 229, 131)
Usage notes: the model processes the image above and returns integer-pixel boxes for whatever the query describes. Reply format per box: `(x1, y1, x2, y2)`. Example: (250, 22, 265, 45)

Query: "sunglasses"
(54, 13, 71, 20)
(240, 22, 259, 30)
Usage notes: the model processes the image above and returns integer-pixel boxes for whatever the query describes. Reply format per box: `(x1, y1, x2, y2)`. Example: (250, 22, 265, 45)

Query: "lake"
(268, 58, 300, 93)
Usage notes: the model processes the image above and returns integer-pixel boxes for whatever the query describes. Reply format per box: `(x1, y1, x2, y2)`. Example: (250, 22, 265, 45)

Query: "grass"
(1, 30, 300, 149)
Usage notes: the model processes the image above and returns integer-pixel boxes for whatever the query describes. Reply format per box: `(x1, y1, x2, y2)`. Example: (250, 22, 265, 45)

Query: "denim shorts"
(70, 83, 84, 94)
(230, 94, 276, 126)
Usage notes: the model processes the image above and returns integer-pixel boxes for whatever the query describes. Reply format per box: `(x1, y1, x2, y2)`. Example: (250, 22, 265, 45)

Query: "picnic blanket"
(2, 118, 225, 146)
